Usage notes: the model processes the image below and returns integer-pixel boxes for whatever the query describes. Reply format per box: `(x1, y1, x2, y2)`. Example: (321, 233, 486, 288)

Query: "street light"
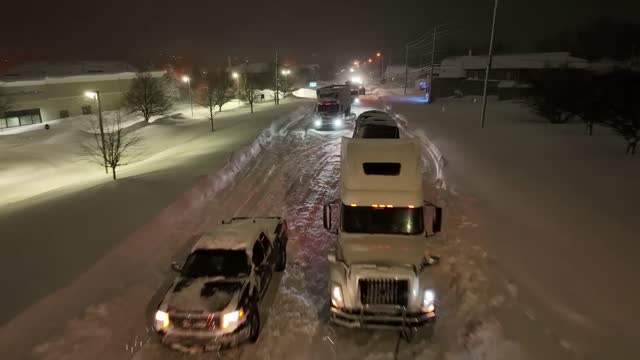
(368, 58, 372, 63)
(232, 72, 240, 98)
(281, 69, 291, 96)
(181, 75, 193, 117)
(376, 52, 384, 81)
(349, 67, 354, 73)
(84, 91, 108, 174)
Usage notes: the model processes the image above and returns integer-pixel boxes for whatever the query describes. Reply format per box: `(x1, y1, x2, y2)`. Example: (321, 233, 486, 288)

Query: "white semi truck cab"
(323, 138, 442, 331)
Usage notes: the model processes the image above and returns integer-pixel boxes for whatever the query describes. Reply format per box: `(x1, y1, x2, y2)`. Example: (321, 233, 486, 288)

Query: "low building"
(0, 61, 163, 130)
(432, 52, 589, 100)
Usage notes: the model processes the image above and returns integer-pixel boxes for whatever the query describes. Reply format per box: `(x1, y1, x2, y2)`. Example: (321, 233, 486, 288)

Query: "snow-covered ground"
(3, 88, 638, 360)
(386, 95, 640, 360)
(0, 98, 314, 356)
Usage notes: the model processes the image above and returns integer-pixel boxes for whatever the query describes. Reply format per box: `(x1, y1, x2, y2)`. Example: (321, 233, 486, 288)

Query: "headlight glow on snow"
(331, 285, 344, 308)
(351, 76, 362, 84)
(314, 119, 322, 128)
(333, 118, 342, 127)
(155, 310, 170, 329)
(222, 309, 244, 329)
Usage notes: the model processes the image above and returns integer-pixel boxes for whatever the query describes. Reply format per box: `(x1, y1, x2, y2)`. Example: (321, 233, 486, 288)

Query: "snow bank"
(292, 88, 317, 99)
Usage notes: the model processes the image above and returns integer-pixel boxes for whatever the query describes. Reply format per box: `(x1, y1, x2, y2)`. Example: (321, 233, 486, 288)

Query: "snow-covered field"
(387, 95, 640, 360)
(0, 98, 314, 356)
(2, 89, 638, 360)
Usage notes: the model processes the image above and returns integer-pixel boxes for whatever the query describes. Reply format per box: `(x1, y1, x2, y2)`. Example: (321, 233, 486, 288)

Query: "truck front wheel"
(275, 246, 287, 271)
(248, 304, 261, 343)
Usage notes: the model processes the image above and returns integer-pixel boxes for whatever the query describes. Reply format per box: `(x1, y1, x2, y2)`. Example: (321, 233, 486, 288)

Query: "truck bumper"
(160, 323, 251, 353)
(330, 306, 436, 330)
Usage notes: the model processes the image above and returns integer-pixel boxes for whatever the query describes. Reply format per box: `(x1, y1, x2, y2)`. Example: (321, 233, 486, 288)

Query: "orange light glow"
(350, 204, 357, 207)
(376, 52, 382, 57)
(408, 205, 415, 208)
(386, 205, 393, 208)
(372, 204, 379, 208)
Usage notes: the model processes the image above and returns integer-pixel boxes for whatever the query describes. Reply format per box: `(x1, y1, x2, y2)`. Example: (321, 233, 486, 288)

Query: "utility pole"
(275, 51, 279, 105)
(481, 0, 499, 128)
(404, 44, 409, 95)
(428, 27, 437, 103)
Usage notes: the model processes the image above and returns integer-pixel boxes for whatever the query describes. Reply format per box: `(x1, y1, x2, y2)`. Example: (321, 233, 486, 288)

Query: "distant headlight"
(314, 119, 322, 128)
(354, 98, 360, 105)
(222, 308, 245, 329)
(154, 310, 170, 330)
(333, 118, 342, 127)
(331, 284, 344, 308)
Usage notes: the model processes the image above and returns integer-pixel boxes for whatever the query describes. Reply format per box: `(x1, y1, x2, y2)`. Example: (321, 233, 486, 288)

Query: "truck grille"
(170, 312, 219, 331)
(359, 278, 409, 307)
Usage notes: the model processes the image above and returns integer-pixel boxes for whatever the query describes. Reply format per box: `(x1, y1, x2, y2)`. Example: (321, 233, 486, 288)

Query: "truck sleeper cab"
(314, 84, 352, 130)
(323, 138, 442, 331)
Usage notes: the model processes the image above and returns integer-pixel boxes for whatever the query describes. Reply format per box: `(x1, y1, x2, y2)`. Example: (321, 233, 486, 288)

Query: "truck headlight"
(314, 119, 322, 128)
(354, 98, 360, 105)
(331, 285, 344, 308)
(333, 118, 342, 127)
(154, 310, 170, 330)
(422, 289, 436, 313)
(222, 308, 245, 329)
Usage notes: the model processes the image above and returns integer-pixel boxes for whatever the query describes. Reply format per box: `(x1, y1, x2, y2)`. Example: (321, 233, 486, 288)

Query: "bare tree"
(124, 72, 173, 122)
(241, 73, 256, 114)
(0, 89, 11, 118)
(82, 113, 143, 180)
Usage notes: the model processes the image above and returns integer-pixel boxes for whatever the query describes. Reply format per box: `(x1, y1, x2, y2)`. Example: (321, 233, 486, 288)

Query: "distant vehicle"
(353, 110, 400, 138)
(153, 217, 289, 352)
(313, 84, 352, 130)
(323, 138, 442, 332)
(346, 80, 366, 95)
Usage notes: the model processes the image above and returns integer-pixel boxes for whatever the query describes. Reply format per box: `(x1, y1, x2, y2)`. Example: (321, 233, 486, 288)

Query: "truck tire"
(248, 303, 261, 343)
(275, 246, 287, 271)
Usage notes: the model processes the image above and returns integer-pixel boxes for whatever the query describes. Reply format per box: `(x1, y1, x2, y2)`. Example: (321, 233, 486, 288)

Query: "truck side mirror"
(432, 206, 442, 234)
(323, 203, 332, 230)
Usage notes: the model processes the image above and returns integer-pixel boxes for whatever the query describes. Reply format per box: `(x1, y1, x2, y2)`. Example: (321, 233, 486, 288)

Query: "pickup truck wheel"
(248, 304, 261, 343)
(275, 247, 287, 272)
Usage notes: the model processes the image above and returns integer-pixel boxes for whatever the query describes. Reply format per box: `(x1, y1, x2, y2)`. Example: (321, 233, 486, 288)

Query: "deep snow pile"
(292, 88, 317, 99)
(387, 96, 640, 360)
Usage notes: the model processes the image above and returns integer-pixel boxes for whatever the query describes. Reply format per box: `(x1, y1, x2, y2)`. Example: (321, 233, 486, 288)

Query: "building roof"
(440, 52, 589, 77)
(340, 137, 423, 206)
(0, 61, 137, 82)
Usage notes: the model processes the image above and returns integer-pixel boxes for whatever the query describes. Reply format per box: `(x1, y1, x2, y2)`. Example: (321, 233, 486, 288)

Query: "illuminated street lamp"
(349, 67, 354, 73)
(368, 58, 372, 63)
(232, 72, 240, 98)
(281, 69, 291, 95)
(181, 75, 193, 117)
(84, 91, 108, 174)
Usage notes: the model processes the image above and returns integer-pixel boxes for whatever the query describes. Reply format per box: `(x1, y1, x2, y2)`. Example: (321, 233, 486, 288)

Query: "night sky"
(2, 0, 639, 67)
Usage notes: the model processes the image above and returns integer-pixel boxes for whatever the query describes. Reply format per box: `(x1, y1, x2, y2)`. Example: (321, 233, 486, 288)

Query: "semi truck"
(323, 137, 442, 333)
(313, 84, 352, 130)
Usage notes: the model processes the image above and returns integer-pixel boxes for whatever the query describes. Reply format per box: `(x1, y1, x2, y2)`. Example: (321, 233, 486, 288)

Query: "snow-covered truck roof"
(192, 217, 282, 257)
(340, 138, 423, 207)
(356, 111, 396, 127)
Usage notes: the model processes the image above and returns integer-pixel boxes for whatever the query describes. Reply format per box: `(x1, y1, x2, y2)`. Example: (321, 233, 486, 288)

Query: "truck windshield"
(341, 205, 424, 235)
(318, 103, 339, 113)
(182, 249, 250, 278)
